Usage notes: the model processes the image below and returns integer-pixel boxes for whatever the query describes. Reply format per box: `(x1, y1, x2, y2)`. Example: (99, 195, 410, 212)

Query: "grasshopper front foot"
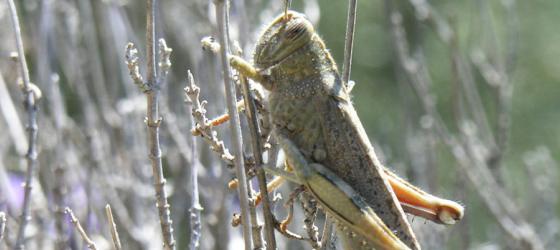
(229, 55, 273, 90)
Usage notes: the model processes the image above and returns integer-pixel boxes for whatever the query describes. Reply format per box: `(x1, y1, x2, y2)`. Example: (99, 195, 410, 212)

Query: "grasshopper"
(228, 11, 463, 250)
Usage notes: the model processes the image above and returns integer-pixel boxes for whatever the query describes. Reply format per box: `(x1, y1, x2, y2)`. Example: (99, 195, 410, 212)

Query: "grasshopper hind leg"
(275, 133, 410, 250)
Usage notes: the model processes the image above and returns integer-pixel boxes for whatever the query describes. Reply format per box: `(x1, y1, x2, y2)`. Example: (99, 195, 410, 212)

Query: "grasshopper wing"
(313, 78, 421, 249)
(271, 73, 421, 249)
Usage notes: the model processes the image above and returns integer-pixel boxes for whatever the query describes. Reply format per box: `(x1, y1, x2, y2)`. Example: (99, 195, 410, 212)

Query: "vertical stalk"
(105, 205, 122, 250)
(239, 74, 277, 249)
(8, 0, 40, 249)
(188, 94, 202, 250)
(214, 0, 253, 249)
(146, 0, 175, 249)
(65, 208, 97, 250)
(342, 0, 358, 85)
(320, 215, 335, 250)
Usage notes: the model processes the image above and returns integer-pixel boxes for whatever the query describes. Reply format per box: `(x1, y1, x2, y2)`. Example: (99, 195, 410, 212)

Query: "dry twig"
(7, 0, 42, 249)
(184, 99, 202, 249)
(123, 0, 176, 248)
(185, 72, 235, 164)
(105, 205, 122, 250)
(319, 215, 336, 250)
(341, 0, 358, 86)
(65, 208, 97, 250)
(214, 0, 253, 248)
(234, 47, 277, 249)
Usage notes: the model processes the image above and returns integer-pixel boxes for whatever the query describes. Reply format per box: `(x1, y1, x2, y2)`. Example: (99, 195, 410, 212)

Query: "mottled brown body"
(265, 24, 418, 250)
(232, 11, 421, 249)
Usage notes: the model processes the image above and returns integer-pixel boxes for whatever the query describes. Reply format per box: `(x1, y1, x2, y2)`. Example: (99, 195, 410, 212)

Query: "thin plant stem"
(119, 0, 179, 248)
(320, 215, 335, 250)
(7, 0, 41, 249)
(105, 205, 122, 250)
(237, 62, 277, 249)
(188, 161, 203, 250)
(65, 208, 97, 250)
(214, 0, 253, 249)
(145, 0, 176, 248)
(342, 0, 358, 86)
(248, 193, 264, 249)
(186, 88, 203, 250)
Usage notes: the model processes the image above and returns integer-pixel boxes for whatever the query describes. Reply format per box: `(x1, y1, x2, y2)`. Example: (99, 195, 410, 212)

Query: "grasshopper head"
(254, 11, 314, 70)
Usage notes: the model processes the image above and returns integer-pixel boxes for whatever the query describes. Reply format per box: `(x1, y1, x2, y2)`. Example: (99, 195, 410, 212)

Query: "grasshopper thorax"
(253, 11, 315, 70)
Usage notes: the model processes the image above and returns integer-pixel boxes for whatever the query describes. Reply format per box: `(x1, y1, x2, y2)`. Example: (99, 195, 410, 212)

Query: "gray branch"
(7, 0, 42, 249)
(185, 71, 235, 164)
(123, 0, 176, 248)
(236, 52, 277, 249)
(144, 0, 176, 247)
(214, 0, 253, 249)
(319, 215, 336, 250)
(65, 208, 97, 250)
(105, 205, 122, 250)
(186, 98, 202, 250)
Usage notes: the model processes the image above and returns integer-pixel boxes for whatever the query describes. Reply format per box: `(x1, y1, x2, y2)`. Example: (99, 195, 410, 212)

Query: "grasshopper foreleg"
(230, 55, 273, 90)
